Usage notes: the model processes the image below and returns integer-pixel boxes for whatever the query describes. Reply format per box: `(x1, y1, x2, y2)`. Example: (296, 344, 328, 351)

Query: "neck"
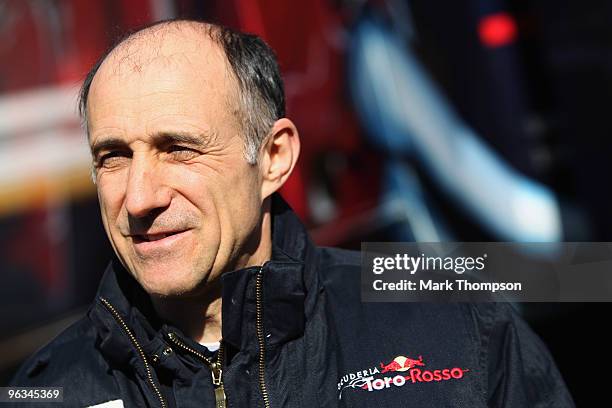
(152, 204, 272, 344)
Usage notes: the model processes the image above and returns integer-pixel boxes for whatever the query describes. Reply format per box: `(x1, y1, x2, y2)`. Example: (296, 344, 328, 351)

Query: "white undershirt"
(200, 342, 220, 352)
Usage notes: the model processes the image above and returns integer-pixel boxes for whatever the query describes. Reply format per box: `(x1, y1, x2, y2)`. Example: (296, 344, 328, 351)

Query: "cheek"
(167, 165, 212, 203)
(218, 168, 262, 231)
(167, 161, 262, 232)
(96, 183, 128, 258)
(96, 174, 128, 224)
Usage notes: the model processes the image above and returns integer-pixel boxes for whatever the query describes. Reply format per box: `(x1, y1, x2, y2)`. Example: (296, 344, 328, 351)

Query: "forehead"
(87, 27, 237, 136)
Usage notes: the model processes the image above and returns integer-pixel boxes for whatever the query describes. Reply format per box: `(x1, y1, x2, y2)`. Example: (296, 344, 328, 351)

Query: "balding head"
(92, 21, 226, 83)
(80, 19, 285, 163)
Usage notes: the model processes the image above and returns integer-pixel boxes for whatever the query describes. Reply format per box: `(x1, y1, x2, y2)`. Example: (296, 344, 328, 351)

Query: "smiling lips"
(132, 229, 186, 241)
(131, 230, 190, 254)
(139, 233, 174, 242)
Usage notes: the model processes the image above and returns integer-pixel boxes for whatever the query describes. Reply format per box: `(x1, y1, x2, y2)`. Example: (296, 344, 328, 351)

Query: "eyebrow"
(90, 130, 217, 158)
(151, 131, 217, 149)
(91, 138, 127, 159)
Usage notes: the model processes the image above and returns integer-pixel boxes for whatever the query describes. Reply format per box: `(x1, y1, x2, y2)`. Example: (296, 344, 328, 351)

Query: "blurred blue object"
(380, 160, 452, 242)
(349, 14, 562, 243)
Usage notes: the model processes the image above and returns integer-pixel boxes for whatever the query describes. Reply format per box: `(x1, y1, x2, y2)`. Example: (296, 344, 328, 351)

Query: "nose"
(124, 154, 172, 218)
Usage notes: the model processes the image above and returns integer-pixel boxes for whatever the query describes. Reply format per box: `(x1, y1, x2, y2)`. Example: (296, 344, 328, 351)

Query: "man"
(11, 19, 574, 407)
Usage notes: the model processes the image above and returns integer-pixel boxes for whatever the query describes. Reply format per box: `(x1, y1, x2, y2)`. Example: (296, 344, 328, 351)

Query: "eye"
(96, 151, 131, 169)
(167, 145, 200, 161)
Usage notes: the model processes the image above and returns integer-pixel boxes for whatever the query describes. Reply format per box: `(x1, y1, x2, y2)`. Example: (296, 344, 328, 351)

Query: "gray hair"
(78, 19, 286, 164)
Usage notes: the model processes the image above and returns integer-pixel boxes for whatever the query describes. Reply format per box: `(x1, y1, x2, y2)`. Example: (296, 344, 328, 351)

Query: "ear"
(259, 118, 301, 200)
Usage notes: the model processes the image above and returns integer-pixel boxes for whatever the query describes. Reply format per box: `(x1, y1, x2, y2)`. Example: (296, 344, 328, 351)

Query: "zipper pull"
(211, 361, 226, 408)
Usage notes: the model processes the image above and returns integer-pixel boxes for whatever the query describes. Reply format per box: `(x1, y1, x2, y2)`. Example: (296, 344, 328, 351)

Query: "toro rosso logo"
(338, 354, 469, 400)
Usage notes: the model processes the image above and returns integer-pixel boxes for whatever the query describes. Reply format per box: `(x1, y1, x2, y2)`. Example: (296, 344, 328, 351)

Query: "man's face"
(87, 35, 264, 297)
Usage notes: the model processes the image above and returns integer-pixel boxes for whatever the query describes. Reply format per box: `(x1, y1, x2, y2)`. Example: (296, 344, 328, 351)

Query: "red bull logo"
(338, 353, 469, 399)
(380, 355, 425, 373)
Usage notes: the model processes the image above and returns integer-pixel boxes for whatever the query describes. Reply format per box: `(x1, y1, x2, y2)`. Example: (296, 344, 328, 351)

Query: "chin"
(143, 281, 198, 299)
(145, 284, 183, 298)
(135, 268, 201, 299)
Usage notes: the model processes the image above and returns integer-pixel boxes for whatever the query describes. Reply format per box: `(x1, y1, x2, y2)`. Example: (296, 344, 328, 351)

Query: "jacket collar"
(90, 193, 319, 362)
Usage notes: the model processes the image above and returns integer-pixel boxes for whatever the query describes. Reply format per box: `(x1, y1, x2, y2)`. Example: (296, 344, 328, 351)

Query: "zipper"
(166, 331, 227, 408)
(255, 266, 271, 408)
(99, 297, 167, 408)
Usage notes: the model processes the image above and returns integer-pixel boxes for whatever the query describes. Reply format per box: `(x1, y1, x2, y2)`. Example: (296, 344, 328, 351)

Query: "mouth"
(133, 232, 183, 243)
(130, 230, 190, 254)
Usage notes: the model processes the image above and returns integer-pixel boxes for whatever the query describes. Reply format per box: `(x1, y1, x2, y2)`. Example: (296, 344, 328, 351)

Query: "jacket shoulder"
(10, 313, 122, 406)
(10, 313, 110, 386)
(316, 246, 361, 271)
(467, 302, 574, 407)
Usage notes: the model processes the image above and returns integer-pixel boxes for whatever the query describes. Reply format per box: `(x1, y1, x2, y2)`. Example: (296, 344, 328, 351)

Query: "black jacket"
(11, 196, 574, 407)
